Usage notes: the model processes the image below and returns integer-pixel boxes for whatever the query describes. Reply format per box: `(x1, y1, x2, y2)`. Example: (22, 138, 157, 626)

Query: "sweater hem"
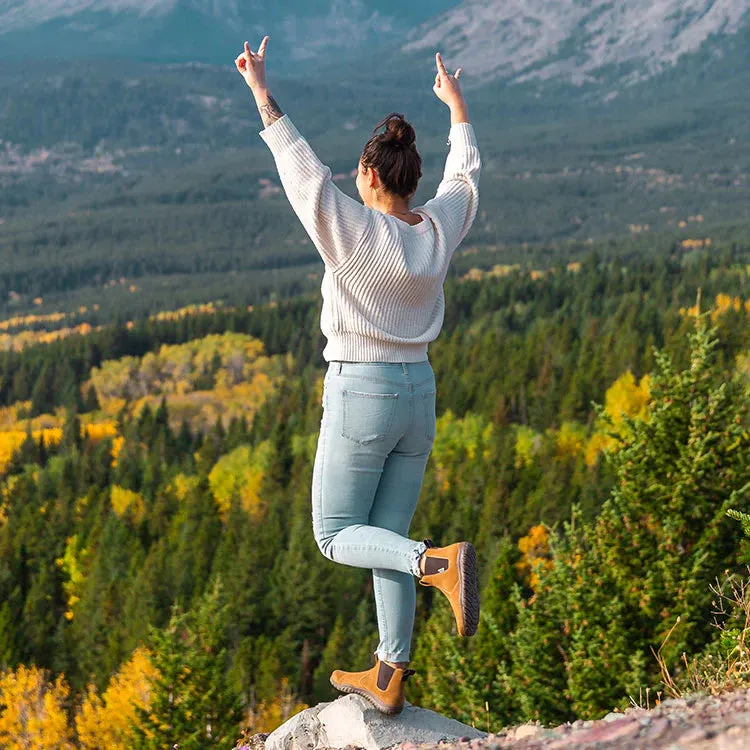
(323, 337, 429, 363)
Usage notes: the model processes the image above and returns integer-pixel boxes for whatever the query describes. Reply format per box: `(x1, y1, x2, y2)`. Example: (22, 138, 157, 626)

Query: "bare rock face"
(264, 694, 487, 750)
(403, 0, 750, 86)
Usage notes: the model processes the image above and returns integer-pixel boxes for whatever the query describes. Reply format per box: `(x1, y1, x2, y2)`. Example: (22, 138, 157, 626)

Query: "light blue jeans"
(312, 360, 436, 662)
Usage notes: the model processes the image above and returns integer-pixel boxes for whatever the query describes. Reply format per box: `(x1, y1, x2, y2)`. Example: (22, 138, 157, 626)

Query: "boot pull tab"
(401, 669, 416, 682)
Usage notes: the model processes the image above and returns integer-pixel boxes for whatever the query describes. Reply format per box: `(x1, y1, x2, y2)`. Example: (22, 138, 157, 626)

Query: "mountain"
(403, 0, 750, 88)
(0, 0, 459, 66)
(1, 0, 749, 292)
(5, 0, 749, 89)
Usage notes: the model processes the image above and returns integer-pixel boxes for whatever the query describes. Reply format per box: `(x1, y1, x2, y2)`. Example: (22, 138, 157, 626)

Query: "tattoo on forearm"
(259, 95, 283, 128)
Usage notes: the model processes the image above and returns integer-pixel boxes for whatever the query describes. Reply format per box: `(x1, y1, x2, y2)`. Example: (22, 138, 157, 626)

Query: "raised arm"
(235, 39, 371, 270)
(423, 53, 481, 248)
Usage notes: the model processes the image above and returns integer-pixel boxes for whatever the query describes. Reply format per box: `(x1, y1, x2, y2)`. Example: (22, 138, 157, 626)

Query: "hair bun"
(378, 113, 416, 148)
(361, 112, 423, 198)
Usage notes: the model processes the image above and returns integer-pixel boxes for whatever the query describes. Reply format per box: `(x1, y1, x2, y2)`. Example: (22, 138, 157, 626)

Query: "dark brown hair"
(361, 113, 422, 199)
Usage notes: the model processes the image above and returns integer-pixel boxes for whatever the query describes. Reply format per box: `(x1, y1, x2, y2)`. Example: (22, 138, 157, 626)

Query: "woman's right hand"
(432, 52, 464, 108)
(235, 37, 269, 93)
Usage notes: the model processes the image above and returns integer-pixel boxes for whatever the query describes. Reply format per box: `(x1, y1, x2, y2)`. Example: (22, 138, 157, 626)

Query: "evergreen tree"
(29, 361, 55, 417)
(0, 599, 16, 667)
(131, 579, 242, 749)
(412, 536, 522, 729)
(563, 516, 647, 718)
(154, 396, 169, 430)
(61, 408, 82, 452)
(410, 605, 465, 717)
(593, 313, 750, 664)
(509, 312, 750, 722)
(465, 537, 522, 728)
(509, 536, 575, 725)
(345, 598, 379, 673)
(12, 420, 39, 469)
(311, 615, 348, 703)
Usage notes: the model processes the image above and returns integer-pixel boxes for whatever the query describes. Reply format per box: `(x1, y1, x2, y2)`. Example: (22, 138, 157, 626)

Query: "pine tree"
(311, 615, 348, 703)
(510, 312, 750, 722)
(465, 537, 522, 729)
(344, 598, 379, 674)
(411, 537, 522, 729)
(131, 578, 242, 749)
(62, 408, 83, 452)
(410, 604, 468, 718)
(0, 600, 17, 667)
(29, 361, 55, 417)
(593, 313, 750, 664)
(563, 516, 647, 718)
(509, 534, 575, 725)
(12, 421, 39, 469)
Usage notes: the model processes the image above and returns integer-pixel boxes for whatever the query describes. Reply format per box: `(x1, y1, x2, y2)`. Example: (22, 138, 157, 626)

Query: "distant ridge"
(0, 0, 459, 66)
(404, 0, 750, 87)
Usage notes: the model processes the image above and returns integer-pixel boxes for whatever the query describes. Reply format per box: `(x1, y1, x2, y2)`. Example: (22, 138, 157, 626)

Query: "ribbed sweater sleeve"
(259, 115, 372, 270)
(423, 122, 481, 248)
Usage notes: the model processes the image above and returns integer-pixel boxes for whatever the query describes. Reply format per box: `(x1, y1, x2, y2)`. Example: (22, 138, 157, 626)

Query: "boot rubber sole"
(329, 676, 403, 715)
(457, 542, 479, 636)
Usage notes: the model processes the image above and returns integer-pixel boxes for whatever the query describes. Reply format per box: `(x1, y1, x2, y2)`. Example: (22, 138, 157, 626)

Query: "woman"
(235, 37, 481, 716)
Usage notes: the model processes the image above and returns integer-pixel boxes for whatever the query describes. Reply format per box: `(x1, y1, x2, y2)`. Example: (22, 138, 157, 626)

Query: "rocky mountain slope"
(4, 0, 749, 91)
(404, 0, 750, 87)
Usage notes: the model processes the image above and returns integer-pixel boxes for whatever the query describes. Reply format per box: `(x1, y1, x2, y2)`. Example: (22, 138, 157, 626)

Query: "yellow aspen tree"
(110, 436, 125, 467)
(585, 369, 650, 465)
(55, 535, 88, 621)
(515, 525, 553, 590)
(110, 486, 145, 524)
(75, 647, 158, 750)
(0, 665, 73, 749)
(208, 442, 272, 521)
(514, 425, 542, 470)
(552, 421, 586, 461)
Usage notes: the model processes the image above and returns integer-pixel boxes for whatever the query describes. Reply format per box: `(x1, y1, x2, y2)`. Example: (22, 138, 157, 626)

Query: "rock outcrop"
(264, 694, 486, 750)
(258, 688, 750, 750)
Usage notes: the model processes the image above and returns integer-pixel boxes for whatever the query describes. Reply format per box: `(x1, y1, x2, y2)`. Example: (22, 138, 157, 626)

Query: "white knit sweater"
(259, 114, 481, 362)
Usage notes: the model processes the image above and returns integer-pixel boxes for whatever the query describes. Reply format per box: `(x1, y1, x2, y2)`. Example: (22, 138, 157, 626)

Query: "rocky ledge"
(251, 688, 750, 750)
(477, 688, 750, 749)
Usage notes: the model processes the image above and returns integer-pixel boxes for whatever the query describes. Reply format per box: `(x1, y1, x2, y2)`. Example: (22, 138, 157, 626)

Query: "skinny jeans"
(312, 360, 435, 662)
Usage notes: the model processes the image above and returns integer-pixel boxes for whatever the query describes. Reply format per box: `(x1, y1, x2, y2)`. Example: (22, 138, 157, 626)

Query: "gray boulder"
(264, 694, 486, 750)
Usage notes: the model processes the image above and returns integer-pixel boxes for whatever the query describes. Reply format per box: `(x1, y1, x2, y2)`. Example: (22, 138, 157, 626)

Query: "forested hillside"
(0, 236, 748, 746)
(2, 33, 749, 324)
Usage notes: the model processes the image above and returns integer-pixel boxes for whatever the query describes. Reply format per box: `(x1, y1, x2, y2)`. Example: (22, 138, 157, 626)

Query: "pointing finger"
(435, 52, 448, 77)
(258, 35, 269, 58)
(455, 67, 462, 79)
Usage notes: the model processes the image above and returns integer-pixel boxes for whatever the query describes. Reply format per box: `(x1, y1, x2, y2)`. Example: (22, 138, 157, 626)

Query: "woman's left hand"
(235, 37, 269, 92)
